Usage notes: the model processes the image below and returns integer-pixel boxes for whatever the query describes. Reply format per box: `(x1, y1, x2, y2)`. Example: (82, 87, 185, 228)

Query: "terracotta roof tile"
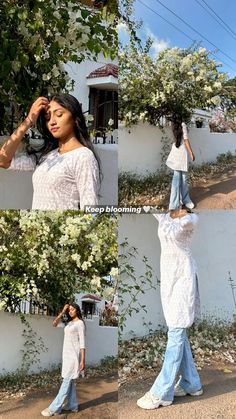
(87, 63, 118, 79)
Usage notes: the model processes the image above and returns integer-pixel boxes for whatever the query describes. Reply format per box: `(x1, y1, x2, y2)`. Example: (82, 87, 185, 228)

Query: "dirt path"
(190, 165, 236, 209)
(139, 162, 236, 209)
(0, 375, 117, 419)
(119, 365, 236, 419)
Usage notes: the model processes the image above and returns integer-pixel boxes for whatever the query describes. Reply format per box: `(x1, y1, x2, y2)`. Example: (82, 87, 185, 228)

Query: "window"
(89, 88, 118, 133)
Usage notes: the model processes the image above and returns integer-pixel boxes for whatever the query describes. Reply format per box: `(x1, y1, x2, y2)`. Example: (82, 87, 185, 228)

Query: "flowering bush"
(0, 0, 117, 133)
(0, 211, 117, 311)
(208, 111, 229, 132)
(227, 119, 236, 133)
(119, 44, 227, 126)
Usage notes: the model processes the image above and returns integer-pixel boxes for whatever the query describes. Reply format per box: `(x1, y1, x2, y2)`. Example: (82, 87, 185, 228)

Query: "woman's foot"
(185, 201, 195, 209)
(174, 383, 203, 397)
(41, 408, 56, 417)
(137, 391, 172, 410)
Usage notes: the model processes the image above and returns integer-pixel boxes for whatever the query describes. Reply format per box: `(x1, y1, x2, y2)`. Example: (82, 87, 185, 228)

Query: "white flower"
(42, 72, 52, 81)
(52, 65, 60, 78)
(108, 118, 114, 126)
(34, 55, 41, 62)
(12, 60, 21, 72)
(210, 95, 221, 105)
(86, 114, 94, 122)
(81, 33, 89, 44)
(213, 81, 222, 89)
(53, 10, 61, 19)
(109, 267, 118, 278)
(204, 85, 213, 93)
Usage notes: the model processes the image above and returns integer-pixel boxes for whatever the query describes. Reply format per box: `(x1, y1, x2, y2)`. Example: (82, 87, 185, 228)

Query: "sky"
(119, 0, 236, 79)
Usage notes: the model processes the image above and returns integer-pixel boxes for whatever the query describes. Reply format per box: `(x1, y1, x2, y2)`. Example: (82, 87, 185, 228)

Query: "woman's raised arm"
(0, 97, 49, 168)
(52, 304, 69, 327)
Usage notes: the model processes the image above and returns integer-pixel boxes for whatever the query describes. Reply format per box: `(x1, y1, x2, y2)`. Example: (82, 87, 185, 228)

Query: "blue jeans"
(150, 328, 201, 401)
(48, 377, 78, 413)
(169, 170, 191, 209)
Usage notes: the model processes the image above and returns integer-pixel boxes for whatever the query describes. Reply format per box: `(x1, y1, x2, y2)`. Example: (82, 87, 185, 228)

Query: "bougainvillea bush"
(119, 43, 227, 127)
(0, 211, 117, 312)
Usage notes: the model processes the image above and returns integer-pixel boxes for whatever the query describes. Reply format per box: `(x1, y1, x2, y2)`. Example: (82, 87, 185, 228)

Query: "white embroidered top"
(61, 320, 85, 379)
(153, 212, 201, 328)
(166, 122, 189, 172)
(9, 147, 99, 209)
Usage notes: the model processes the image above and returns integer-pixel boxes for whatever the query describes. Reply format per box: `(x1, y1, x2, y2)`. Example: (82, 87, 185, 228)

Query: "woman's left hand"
(79, 360, 85, 371)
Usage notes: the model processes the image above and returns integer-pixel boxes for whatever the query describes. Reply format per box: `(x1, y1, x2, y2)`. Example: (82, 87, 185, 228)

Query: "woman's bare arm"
(80, 348, 85, 371)
(184, 138, 195, 161)
(0, 97, 49, 169)
(52, 304, 69, 327)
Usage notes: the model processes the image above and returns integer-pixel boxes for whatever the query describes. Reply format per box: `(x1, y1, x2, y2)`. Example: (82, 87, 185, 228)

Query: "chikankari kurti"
(166, 122, 189, 172)
(153, 213, 201, 328)
(61, 320, 85, 380)
(9, 147, 99, 209)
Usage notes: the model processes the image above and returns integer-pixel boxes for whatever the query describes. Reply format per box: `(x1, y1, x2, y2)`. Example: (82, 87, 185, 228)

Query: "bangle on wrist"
(25, 116, 33, 127)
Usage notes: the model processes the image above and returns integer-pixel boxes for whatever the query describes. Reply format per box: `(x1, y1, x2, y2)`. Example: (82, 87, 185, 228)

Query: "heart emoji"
(143, 206, 150, 213)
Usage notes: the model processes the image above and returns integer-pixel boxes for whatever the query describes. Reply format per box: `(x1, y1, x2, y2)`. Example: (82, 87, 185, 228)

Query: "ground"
(119, 157, 236, 209)
(190, 162, 236, 209)
(160, 162, 236, 209)
(0, 374, 117, 419)
(119, 364, 236, 419)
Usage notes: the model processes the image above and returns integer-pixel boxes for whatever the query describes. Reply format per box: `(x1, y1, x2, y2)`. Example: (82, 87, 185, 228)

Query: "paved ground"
(119, 365, 236, 419)
(0, 375, 117, 419)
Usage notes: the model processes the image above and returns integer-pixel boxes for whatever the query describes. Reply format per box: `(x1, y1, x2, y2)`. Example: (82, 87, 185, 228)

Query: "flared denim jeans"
(48, 377, 78, 413)
(169, 170, 191, 209)
(150, 328, 202, 401)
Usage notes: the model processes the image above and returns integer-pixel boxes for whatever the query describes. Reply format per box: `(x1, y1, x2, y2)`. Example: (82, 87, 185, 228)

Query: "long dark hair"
(63, 302, 84, 325)
(35, 93, 101, 174)
(171, 114, 184, 148)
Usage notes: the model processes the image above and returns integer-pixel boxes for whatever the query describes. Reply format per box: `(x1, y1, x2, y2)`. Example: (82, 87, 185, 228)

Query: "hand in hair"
(27, 97, 49, 125)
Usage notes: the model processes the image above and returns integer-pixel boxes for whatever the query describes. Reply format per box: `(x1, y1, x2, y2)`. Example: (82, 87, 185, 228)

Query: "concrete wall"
(0, 142, 117, 209)
(119, 211, 236, 339)
(119, 123, 236, 175)
(0, 312, 117, 374)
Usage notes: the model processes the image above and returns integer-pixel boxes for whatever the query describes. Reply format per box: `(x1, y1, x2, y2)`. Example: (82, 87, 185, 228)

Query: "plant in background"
(0, 0, 117, 133)
(227, 119, 236, 133)
(119, 238, 159, 335)
(195, 116, 205, 128)
(228, 271, 236, 325)
(208, 111, 229, 133)
(19, 314, 48, 373)
(119, 43, 227, 127)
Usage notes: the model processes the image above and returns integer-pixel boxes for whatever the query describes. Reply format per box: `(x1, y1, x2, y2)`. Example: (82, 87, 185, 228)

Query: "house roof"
(81, 294, 102, 301)
(87, 64, 118, 79)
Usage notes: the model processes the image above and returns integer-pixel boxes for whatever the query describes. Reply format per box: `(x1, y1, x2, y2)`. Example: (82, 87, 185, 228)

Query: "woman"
(0, 94, 100, 209)
(41, 303, 85, 417)
(166, 115, 195, 210)
(137, 209, 203, 410)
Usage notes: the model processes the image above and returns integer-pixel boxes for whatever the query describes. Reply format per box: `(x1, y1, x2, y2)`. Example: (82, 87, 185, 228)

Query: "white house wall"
(65, 54, 118, 112)
(0, 312, 117, 374)
(119, 211, 236, 340)
(119, 123, 236, 175)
